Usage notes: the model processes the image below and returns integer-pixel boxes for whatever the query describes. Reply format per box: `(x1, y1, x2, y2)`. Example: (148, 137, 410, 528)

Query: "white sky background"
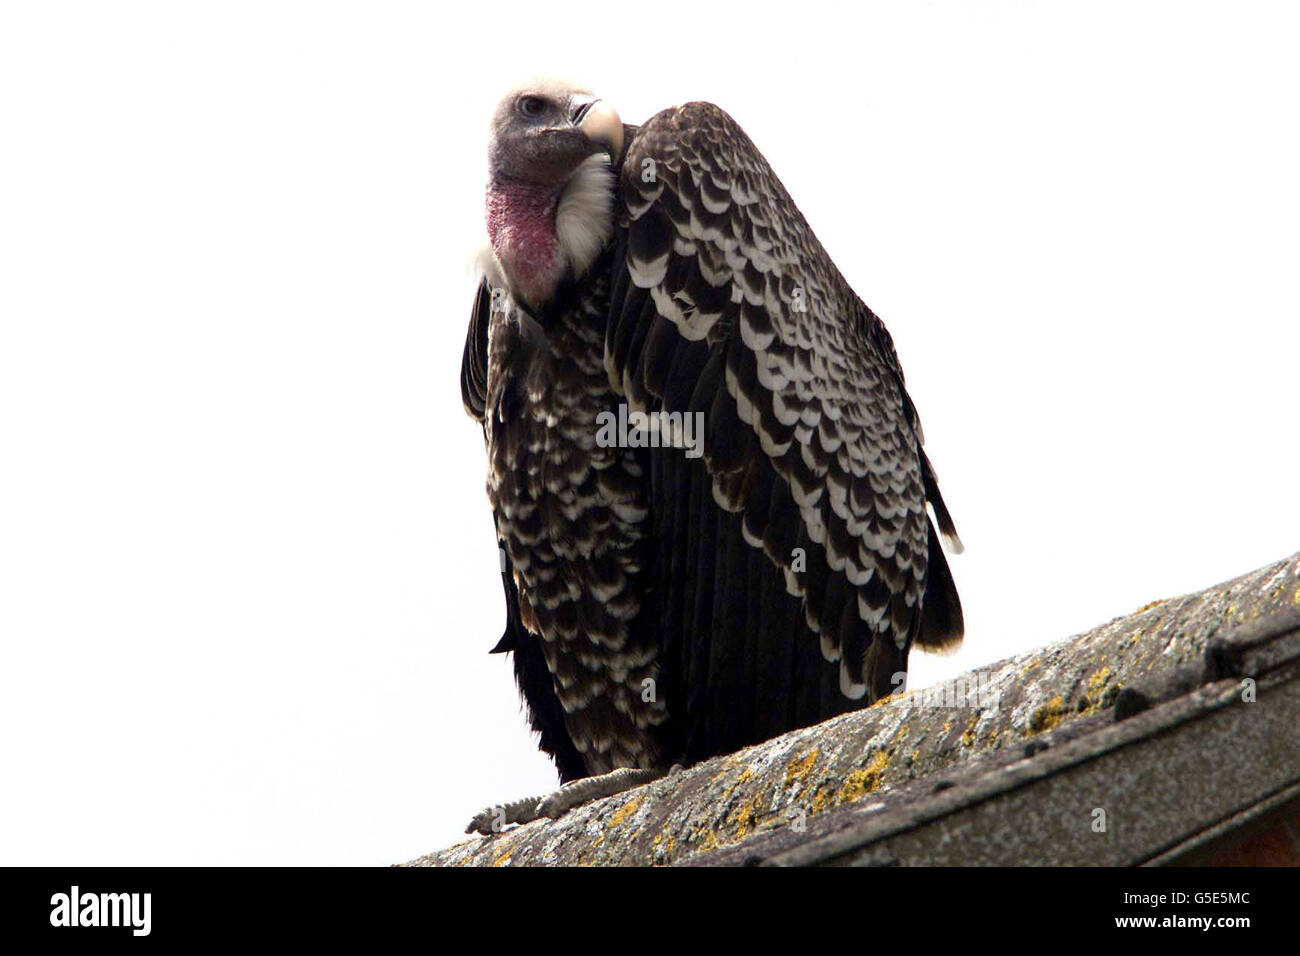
(1, 1, 1297, 865)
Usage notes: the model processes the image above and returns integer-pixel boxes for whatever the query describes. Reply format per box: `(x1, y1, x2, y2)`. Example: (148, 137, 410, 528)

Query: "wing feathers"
(600, 100, 963, 758)
(460, 279, 492, 421)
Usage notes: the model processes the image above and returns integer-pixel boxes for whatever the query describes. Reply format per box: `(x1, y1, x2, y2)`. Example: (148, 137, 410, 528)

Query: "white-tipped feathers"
(461, 90, 964, 781)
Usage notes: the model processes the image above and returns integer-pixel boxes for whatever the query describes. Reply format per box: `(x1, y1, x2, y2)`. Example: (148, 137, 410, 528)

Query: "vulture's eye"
(517, 96, 547, 119)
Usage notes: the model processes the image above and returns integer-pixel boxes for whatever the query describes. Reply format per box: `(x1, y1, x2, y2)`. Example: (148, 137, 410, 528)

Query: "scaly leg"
(466, 765, 684, 835)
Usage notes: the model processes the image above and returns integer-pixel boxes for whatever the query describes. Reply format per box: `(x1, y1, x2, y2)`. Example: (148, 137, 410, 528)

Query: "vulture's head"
(484, 81, 623, 310)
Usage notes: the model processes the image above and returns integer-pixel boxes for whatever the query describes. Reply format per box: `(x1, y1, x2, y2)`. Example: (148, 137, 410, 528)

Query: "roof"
(404, 551, 1300, 866)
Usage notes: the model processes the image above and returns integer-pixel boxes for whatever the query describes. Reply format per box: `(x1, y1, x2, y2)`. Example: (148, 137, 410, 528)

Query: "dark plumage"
(462, 81, 964, 791)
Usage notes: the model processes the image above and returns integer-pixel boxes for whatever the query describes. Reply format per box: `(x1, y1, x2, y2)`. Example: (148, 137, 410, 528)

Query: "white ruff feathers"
(554, 156, 615, 282)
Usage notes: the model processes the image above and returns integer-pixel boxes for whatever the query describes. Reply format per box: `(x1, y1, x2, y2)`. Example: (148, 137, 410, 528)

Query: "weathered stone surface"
(403, 552, 1300, 866)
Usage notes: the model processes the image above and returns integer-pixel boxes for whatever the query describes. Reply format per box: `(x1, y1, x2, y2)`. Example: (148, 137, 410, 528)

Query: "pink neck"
(487, 178, 564, 307)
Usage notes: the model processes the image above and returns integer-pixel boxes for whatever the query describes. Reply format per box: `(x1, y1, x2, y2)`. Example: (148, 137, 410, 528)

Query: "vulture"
(460, 80, 964, 832)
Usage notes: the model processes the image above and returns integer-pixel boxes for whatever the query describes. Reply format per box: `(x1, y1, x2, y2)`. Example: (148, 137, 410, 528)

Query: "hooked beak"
(570, 95, 623, 162)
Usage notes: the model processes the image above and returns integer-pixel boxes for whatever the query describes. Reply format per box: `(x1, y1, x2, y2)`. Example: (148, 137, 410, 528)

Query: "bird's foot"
(535, 765, 683, 821)
(464, 793, 550, 835)
(466, 765, 684, 835)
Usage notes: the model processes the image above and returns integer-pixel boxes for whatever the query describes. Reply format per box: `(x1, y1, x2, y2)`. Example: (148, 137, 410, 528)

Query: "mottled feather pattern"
(481, 274, 666, 773)
(462, 95, 962, 783)
(615, 103, 942, 697)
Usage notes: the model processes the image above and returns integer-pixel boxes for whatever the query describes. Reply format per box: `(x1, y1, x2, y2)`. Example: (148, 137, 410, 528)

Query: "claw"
(464, 794, 547, 834)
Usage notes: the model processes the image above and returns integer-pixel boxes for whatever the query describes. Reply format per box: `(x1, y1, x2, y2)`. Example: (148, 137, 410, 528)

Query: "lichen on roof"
(403, 551, 1300, 867)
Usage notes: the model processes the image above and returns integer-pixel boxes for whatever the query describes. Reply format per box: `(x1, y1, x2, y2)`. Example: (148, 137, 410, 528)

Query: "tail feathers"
(921, 450, 964, 555)
(915, 518, 965, 653)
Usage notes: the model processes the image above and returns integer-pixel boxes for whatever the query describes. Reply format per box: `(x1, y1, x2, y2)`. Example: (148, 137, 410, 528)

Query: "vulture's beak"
(571, 96, 623, 163)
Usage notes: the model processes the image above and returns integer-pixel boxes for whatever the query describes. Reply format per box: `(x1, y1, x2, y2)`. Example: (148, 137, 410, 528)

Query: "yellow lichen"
(608, 796, 643, 828)
(694, 828, 719, 852)
(835, 750, 892, 804)
(1292, 585, 1300, 606)
(784, 748, 820, 787)
(1087, 666, 1113, 696)
(810, 786, 834, 815)
(1027, 696, 1067, 736)
(1134, 598, 1167, 614)
(492, 848, 513, 867)
(729, 796, 761, 841)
